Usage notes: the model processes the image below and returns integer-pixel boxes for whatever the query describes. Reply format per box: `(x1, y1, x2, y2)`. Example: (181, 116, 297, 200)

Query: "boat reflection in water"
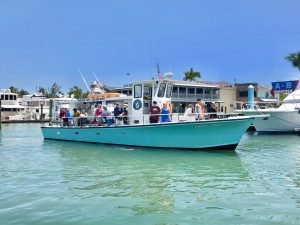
(45, 139, 248, 216)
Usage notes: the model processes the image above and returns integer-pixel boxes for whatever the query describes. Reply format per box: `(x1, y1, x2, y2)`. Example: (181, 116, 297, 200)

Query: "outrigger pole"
(91, 70, 100, 82)
(78, 70, 91, 92)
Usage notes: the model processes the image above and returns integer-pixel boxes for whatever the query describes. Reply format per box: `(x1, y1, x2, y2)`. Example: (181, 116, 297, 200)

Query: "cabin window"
(172, 87, 178, 94)
(143, 87, 151, 100)
(196, 88, 203, 94)
(1, 95, 3, 100)
(166, 84, 172, 98)
(157, 83, 166, 97)
(134, 84, 142, 98)
(5, 95, 8, 100)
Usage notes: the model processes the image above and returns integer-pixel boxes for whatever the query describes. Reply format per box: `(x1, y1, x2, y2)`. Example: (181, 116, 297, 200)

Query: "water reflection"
(44, 140, 249, 215)
(2, 124, 300, 224)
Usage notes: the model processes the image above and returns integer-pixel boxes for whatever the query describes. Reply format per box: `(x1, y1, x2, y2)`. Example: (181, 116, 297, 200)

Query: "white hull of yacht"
(237, 109, 300, 133)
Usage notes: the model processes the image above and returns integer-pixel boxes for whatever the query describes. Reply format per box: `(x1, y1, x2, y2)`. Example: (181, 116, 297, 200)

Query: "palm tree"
(183, 68, 201, 82)
(285, 51, 300, 72)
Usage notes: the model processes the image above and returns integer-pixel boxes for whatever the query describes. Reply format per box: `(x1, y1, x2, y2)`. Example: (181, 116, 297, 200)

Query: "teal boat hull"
(41, 117, 253, 150)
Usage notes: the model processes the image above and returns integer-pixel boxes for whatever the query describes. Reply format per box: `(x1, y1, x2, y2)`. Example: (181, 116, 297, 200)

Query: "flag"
(157, 63, 163, 80)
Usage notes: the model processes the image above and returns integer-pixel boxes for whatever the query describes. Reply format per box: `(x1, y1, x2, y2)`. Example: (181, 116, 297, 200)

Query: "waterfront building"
(257, 85, 280, 104)
(218, 83, 236, 113)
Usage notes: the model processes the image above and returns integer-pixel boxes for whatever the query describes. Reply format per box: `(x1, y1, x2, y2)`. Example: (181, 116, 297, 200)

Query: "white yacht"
(21, 93, 51, 120)
(0, 89, 27, 121)
(235, 89, 300, 133)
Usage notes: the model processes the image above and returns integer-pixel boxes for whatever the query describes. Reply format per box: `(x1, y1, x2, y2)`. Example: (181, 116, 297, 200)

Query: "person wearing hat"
(150, 101, 161, 123)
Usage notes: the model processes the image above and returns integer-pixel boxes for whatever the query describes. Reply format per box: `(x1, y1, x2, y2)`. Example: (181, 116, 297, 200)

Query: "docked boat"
(235, 84, 300, 133)
(21, 92, 51, 120)
(0, 89, 27, 121)
(42, 77, 259, 150)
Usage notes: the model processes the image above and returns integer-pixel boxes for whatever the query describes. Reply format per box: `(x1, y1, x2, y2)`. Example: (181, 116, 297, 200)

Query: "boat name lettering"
(194, 124, 223, 129)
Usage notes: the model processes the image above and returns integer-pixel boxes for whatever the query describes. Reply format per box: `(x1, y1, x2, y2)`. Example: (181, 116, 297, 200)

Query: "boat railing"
(50, 112, 237, 127)
(234, 101, 277, 111)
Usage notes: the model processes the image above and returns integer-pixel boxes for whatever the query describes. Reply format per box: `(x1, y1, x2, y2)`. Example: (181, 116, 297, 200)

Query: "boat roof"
(114, 79, 220, 89)
(1, 105, 26, 109)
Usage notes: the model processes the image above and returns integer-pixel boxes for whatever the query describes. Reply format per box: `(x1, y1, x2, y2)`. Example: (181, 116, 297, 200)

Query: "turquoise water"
(0, 124, 300, 225)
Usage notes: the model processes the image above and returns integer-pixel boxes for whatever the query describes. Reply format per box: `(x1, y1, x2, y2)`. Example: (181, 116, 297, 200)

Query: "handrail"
(51, 112, 234, 127)
(234, 101, 280, 111)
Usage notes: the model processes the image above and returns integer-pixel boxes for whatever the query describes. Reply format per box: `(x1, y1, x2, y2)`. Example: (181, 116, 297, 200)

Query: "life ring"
(133, 99, 142, 110)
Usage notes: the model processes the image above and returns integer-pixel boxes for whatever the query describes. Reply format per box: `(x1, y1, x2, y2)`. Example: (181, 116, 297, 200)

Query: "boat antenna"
(78, 69, 91, 92)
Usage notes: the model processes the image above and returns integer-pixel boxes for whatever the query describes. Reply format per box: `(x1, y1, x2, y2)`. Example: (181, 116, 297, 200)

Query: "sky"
(0, 0, 300, 93)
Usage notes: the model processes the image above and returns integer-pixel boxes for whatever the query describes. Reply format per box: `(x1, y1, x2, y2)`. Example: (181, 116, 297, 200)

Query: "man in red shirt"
(150, 101, 161, 123)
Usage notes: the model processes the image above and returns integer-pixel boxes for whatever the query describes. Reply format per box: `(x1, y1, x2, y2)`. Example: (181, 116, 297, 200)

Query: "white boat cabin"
(65, 79, 175, 126)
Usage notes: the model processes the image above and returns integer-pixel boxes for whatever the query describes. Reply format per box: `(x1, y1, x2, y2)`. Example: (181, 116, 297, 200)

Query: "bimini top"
(87, 93, 127, 99)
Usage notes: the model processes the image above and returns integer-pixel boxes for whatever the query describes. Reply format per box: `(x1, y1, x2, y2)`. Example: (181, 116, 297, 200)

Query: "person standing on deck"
(114, 103, 124, 126)
(65, 109, 73, 126)
(207, 102, 218, 119)
(150, 101, 161, 123)
(195, 99, 205, 120)
(161, 103, 170, 123)
(95, 104, 103, 125)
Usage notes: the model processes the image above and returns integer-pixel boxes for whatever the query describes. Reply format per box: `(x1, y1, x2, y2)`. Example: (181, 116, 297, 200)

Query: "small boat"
(42, 77, 259, 150)
(235, 86, 300, 133)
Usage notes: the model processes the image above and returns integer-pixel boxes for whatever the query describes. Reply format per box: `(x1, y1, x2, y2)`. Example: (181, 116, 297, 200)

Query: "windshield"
(166, 84, 172, 98)
(157, 83, 166, 97)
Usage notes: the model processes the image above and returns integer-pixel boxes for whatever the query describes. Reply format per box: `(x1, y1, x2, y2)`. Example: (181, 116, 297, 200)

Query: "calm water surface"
(0, 123, 300, 225)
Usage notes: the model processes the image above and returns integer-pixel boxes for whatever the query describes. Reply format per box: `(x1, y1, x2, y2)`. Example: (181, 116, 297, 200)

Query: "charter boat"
(41, 77, 259, 150)
(235, 88, 300, 133)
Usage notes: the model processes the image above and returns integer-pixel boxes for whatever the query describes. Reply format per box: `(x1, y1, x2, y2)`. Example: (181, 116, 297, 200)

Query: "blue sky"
(0, 0, 300, 93)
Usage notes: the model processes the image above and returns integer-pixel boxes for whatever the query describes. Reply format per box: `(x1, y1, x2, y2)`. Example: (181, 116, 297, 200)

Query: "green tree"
(68, 86, 84, 99)
(183, 67, 201, 81)
(18, 89, 29, 97)
(285, 51, 300, 72)
(82, 92, 88, 98)
(48, 82, 61, 98)
(38, 86, 48, 96)
(9, 86, 19, 94)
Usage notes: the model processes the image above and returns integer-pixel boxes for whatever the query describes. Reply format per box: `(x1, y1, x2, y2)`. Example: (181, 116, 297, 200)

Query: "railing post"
(49, 99, 53, 126)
